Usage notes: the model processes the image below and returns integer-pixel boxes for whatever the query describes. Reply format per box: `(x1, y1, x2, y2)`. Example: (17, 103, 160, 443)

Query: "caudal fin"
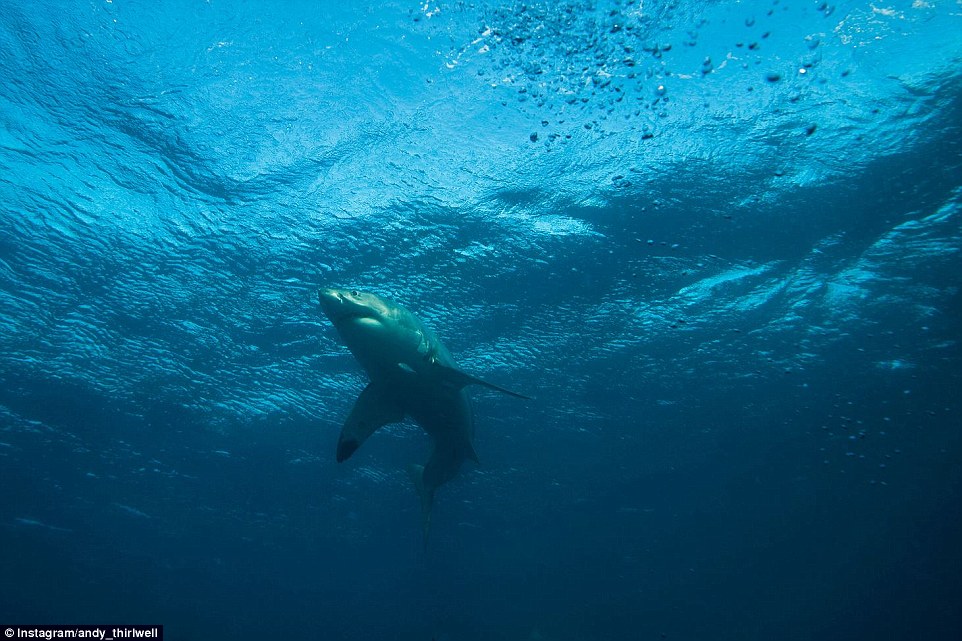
(407, 464, 433, 547)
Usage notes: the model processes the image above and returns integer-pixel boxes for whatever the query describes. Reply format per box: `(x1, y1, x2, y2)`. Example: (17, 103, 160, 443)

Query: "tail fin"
(407, 464, 433, 548)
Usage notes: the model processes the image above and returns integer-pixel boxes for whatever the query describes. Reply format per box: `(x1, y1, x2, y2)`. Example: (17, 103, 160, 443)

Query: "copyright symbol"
(5, 628, 14, 638)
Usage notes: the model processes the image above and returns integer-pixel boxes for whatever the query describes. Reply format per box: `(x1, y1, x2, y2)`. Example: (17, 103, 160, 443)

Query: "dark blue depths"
(1, 1, 961, 640)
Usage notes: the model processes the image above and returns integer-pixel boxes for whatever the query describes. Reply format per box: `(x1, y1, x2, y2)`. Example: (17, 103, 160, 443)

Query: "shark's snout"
(318, 287, 340, 306)
(318, 288, 346, 319)
(319, 288, 376, 325)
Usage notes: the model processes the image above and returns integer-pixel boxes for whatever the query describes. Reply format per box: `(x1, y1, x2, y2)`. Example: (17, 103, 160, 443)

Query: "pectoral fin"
(337, 383, 404, 462)
(433, 363, 531, 400)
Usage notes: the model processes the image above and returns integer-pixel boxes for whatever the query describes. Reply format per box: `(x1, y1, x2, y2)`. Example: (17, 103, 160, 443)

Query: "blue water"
(1, 1, 961, 639)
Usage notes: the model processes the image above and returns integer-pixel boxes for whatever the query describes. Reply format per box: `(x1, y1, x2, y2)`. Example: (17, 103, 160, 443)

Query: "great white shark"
(318, 287, 528, 540)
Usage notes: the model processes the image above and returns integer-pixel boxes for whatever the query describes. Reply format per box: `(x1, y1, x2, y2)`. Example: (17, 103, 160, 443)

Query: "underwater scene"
(1, 1, 961, 639)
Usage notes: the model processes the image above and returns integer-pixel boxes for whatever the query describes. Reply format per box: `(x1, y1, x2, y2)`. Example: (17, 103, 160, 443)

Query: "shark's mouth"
(341, 315, 383, 331)
(326, 306, 378, 326)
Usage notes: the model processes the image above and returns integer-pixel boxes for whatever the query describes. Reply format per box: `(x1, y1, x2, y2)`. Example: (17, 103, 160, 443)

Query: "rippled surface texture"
(2, 1, 961, 639)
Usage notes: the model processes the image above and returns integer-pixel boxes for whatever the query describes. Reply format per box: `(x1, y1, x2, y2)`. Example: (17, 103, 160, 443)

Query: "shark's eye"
(350, 290, 359, 297)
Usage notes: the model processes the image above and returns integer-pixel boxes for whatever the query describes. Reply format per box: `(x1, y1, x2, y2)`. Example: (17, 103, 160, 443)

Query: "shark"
(318, 287, 528, 541)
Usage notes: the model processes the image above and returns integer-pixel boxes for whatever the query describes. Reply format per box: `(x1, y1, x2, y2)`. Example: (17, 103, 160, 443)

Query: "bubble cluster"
(439, 0, 681, 139)
(427, 0, 842, 146)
